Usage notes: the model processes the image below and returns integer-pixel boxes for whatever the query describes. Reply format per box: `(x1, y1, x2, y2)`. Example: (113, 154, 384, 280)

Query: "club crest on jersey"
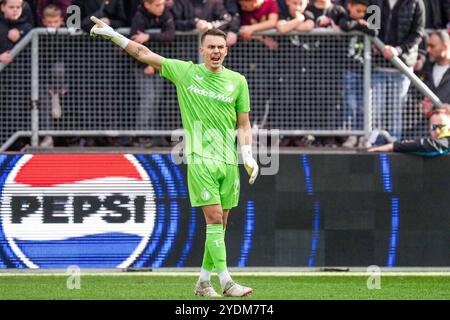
(226, 82, 235, 92)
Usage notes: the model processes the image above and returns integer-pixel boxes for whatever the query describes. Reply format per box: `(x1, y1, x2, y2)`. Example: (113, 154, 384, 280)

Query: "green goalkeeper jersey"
(160, 58, 250, 165)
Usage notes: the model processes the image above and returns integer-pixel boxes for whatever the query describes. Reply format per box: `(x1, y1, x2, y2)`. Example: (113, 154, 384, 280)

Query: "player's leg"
(200, 204, 233, 292)
(198, 208, 229, 292)
(222, 209, 229, 231)
(200, 203, 223, 281)
(218, 164, 253, 297)
(187, 155, 222, 297)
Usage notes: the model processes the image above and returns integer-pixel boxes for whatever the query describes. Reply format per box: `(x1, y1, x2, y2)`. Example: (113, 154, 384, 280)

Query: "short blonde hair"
(43, 4, 62, 18)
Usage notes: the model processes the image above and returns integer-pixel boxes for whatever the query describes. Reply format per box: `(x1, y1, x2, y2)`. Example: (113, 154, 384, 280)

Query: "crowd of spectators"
(0, 0, 449, 149)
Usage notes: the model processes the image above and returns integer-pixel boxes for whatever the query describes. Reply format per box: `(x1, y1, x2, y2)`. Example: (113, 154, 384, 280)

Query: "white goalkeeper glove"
(89, 16, 130, 49)
(241, 145, 259, 185)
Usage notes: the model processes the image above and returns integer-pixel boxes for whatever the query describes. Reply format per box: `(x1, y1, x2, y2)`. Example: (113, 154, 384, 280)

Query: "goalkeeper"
(90, 17, 258, 297)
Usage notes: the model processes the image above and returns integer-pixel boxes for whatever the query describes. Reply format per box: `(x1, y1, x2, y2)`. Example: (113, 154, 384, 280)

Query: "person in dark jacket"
(276, 0, 315, 33)
(339, 0, 378, 147)
(423, 0, 450, 29)
(171, 0, 238, 46)
(418, 30, 450, 117)
(130, 0, 175, 44)
(223, 0, 240, 45)
(370, 0, 425, 141)
(414, 0, 450, 72)
(306, 0, 346, 28)
(130, 0, 175, 145)
(369, 111, 450, 156)
(0, 0, 34, 63)
(72, 0, 126, 32)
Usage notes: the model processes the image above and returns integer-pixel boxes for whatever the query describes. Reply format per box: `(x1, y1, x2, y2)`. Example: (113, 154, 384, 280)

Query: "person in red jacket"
(238, 0, 279, 49)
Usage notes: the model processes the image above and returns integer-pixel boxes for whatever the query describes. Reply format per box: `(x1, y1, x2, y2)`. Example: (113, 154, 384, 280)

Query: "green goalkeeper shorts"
(187, 154, 240, 209)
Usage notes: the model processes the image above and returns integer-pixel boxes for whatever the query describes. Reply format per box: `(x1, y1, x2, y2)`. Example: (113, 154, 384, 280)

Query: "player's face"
(348, 3, 367, 20)
(427, 34, 446, 63)
(42, 15, 64, 28)
(200, 35, 228, 72)
(1, 0, 23, 20)
(144, 0, 165, 17)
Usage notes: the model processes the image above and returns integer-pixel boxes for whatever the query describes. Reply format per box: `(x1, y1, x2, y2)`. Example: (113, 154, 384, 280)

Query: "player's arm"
(368, 143, 394, 152)
(237, 112, 259, 184)
(89, 16, 163, 70)
(125, 41, 163, 70)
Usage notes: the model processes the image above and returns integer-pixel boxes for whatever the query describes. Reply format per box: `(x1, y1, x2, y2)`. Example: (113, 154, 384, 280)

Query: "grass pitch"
(0, 273, 449, 300)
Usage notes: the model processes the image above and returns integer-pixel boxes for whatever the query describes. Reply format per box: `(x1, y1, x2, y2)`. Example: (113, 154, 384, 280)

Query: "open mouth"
(211, 56, 221, 63)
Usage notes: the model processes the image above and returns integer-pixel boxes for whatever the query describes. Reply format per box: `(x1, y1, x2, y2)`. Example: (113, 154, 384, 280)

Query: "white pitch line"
(0, 272, 449, 277)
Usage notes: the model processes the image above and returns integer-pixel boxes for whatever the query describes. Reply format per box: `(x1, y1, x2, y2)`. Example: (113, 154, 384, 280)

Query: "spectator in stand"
(0, 0, 34, 64)
(72, 0, 127, 32)
(130, 0, 175, 45)
(276, 0, 315, 33)
(306, 0, 346, 29)
(290, 0, 345, 148)
(223, 0, 241, 45)
(130, 0, 175, 146)
(36, 0, 71, 24)
(39, 4, 66, 148)
(338, 0, 378, 147)
(41, 2, 63, 27)
(125, 0, 174, 26)
(370, 0, 425, 142)
(275, 0, 313, 147)
(418, 30, 450, 117)
(171, 0, 238, 46)
(238, 0, 279, 49)
(414, 1, 450, 73)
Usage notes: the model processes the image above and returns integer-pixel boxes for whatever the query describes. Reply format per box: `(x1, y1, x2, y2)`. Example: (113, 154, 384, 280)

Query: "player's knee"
(202, 205, 224, 225)
(209, 212, 223, 225)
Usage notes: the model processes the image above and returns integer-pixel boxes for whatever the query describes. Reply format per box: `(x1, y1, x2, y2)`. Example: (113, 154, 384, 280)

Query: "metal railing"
(0, 28, 429, 150)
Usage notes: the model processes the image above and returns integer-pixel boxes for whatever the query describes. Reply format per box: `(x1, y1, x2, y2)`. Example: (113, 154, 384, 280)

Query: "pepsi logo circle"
(0, 154, 156, 268)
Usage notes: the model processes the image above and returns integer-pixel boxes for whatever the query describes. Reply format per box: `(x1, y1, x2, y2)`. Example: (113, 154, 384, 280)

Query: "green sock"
(201, 225, 227, 272)
(205, 224, 227, 273)
(201, 241, 214, 272)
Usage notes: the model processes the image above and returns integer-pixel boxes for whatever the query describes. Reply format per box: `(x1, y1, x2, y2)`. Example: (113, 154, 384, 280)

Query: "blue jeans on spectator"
(343, 71, 364, 130)
(371, 69, 411, 140)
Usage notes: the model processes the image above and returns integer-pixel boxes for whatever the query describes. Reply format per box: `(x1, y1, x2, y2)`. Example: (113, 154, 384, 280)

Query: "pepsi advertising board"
(0, 154, 209, 269)
(0, 153, 448, 269)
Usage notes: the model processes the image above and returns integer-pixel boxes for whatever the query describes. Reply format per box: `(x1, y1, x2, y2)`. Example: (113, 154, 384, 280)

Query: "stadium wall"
(0, 153, 448, 269)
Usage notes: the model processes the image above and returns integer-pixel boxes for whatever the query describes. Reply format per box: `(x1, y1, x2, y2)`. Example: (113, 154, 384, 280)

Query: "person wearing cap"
(369, 111, 450, 156)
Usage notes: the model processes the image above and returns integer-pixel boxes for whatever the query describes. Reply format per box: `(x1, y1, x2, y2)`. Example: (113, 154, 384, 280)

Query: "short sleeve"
(269, 0, 280, 15)
(236, 76, 250, 113)
(160, 58, 193, 84)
